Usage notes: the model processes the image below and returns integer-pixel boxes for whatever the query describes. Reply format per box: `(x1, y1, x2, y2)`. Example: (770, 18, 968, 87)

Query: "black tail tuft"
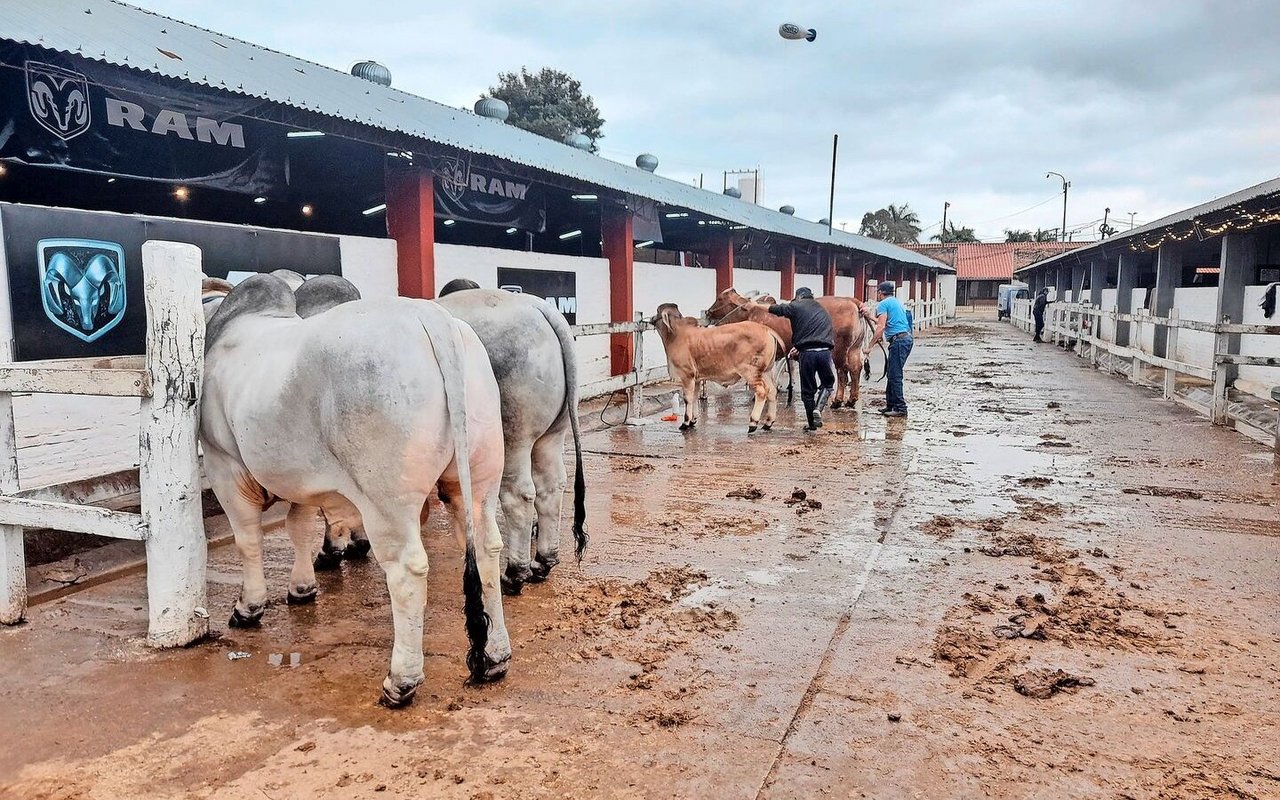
(462, 543, 490, 679)
(864, 359, 871, 380)
(572, 447, 588, 561)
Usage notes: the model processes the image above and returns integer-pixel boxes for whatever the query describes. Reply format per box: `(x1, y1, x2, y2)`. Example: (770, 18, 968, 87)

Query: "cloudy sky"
(137, 0, 1278, 242)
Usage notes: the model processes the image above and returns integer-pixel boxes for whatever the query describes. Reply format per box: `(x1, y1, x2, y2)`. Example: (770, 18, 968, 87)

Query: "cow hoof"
(502, 563, 532, 595)
(286, 586, 318, 605)
(762, 422, 773, 431)
(748, 424, 758, 433)
(831, 400, 844, 410)
(678, 421, 689, 431)
(378, 675, 422, 708)
(500, 576, 524, 596)
(471, 655, 511, 684)
(528, 559, 555, 583)
(312, 549, 344, 571)
(228, 605, 264, 628)
(345, 538, 372, 559)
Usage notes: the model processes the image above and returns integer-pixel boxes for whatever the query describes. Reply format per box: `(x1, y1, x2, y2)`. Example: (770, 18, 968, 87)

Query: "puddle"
(743, 569, 780, 586)
(679, 581, 733, 610)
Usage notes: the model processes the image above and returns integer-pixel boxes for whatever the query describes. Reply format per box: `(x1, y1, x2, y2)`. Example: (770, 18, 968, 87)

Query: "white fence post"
(0, 206, 23, 624)
(139, 241, 208, 648)
(0, 335, 23, 625)
(1163, 308, 1180, 400)
(1210, 315, 1231, 426)
(1136, 311, 1146, 381)
(628, 312, 644, 420)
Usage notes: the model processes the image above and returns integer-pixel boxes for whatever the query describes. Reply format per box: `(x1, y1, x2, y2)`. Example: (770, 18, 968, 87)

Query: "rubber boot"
(815, 387, 833, 413)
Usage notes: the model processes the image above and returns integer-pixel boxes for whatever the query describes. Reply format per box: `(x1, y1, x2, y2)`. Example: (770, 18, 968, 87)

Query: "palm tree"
(931, 221, 978, 243)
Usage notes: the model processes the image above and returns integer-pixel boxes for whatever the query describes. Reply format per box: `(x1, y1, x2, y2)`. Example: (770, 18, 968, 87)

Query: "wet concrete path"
(2, 320, 1278, 799)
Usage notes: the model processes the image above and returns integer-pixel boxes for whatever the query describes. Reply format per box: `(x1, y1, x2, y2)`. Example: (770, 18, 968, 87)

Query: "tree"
(931, 221, 979, 243)
(1033, 228, 1058, 242)
(1005, 229, 1034, 242)
(486, 67, 605, 151)
(858, 203, 922, 244)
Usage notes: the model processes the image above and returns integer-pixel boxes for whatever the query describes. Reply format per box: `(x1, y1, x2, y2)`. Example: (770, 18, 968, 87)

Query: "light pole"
(941, 201, 950, 239)
(1046, 172, 1070, 242)
(1128, 211, 1137, 229)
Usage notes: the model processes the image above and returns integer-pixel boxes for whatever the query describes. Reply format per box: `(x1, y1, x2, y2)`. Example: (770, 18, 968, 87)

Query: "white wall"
(634, 263, 718, 373)
(1239, 284, 1279, 389)
(338, 236, 398, 298)
(796, 275, 823, 297)
(938, 274, 957, 317)
(1099, 288, 1118, 342)
(835, 275, 857, 298)
(1172, 287, 1216, 368)
(733, 268, 782, 300)
(434, 243, 612, 383)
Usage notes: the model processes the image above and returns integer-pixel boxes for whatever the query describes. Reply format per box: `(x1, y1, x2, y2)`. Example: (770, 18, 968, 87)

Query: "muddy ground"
(1, 319, 1278, 799)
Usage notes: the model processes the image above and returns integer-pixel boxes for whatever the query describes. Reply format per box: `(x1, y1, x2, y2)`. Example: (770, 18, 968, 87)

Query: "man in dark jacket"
(1033, 288, 1051, 342)
(769, 287, 835, 431)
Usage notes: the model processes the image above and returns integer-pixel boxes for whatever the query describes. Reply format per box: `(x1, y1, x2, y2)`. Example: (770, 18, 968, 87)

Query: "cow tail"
(859, 303, 877, 380)
(532, 302, 588, 561)
(419, 304, 489, 678)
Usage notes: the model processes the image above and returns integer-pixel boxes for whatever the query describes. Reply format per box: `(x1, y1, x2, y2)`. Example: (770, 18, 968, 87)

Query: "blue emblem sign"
(37, 238, 127, 343)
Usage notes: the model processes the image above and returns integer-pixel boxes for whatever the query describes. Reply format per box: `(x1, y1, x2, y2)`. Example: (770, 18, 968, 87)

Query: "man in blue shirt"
(868, 281, 913, 417)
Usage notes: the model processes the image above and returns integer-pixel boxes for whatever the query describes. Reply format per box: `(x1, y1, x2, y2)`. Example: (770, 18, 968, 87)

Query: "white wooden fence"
(570, 297, 949, 417)
(908, 298, 947, 330)
(0, 241, 207, 647)
(1010, 297, 1280, 445)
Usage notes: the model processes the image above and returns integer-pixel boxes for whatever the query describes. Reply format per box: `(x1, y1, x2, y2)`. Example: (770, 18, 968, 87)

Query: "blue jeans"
(886, 334, 913, 412)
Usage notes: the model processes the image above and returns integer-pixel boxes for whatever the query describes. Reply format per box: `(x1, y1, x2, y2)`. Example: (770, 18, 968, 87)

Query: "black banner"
(430, 150, 546, 233)
(0, 43, 286, 195)
(1, 204, 341, 361)
(496, 267, 576, 324)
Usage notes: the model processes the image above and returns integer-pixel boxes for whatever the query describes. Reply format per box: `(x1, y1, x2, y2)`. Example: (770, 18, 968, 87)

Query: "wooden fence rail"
(1009, 297, 1280, 449)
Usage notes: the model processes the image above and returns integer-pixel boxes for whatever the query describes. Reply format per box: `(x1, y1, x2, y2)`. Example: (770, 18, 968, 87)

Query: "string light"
(1126, 203, 1280, 251)
(173, 186, 190, 201)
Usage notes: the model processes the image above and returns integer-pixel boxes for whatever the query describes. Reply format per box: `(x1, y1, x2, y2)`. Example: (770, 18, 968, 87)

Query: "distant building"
(905, 242, 1089, 306)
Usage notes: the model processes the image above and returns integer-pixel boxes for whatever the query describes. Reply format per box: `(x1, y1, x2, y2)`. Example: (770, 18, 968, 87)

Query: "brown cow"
(652, 303, 782, 432)
(706, 288, 877, 408)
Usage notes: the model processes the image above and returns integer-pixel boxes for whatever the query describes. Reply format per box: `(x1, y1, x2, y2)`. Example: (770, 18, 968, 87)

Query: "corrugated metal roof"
(906, 242, 1087, 279)
(0, 0, 951, 273)
(1015, 176, 1280, 275)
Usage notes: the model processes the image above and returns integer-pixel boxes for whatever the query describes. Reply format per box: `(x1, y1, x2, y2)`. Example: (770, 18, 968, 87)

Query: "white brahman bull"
(202, 274, 510, 707)
(436, 279, 587, 595)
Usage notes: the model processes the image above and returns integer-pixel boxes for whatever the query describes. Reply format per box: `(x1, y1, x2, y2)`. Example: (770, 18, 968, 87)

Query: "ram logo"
(38, 239, 127, 343)
(26, 61, 91, 140)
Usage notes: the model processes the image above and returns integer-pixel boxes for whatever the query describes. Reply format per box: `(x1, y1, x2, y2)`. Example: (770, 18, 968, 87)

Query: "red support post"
(779, 246, 796, 301)
(602, 206, 635, 377)
(856, 262, 867, 302)
(710, 234, 734, 294)
(385, 165, 436, 299)
(822, 251, 837, 296)
(908, 268, 918, 300)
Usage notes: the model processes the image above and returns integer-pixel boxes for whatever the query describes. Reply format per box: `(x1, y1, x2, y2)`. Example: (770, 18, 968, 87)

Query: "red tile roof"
(904, 242, 1089, 280)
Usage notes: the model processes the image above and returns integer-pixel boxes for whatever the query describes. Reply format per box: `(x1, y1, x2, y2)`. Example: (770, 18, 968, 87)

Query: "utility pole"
(1046, 171, 1070, 242)
(941, 201, 950, 240)
(827, 134, 838, 236)
(1128, 211, 1136, 229)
